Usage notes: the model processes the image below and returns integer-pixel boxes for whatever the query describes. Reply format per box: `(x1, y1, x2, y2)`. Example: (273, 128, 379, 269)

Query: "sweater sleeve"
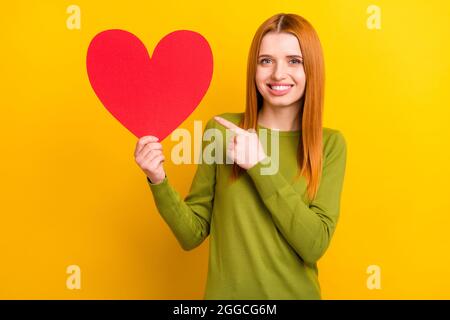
(146, 118, 217, 251)
(246, 130, 347, 264)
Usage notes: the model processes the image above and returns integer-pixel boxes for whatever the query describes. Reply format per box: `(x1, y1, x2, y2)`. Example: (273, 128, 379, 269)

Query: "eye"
(290, 59, 303, 64)
(259, 58, 303, 65)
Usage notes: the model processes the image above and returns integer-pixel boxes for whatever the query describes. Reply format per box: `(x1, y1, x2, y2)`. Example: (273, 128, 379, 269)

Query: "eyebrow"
(258, 54, 303, 59)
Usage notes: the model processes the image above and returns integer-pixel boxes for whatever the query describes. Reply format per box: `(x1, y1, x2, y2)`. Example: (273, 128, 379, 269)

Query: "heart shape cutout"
(86, 29, 213, 140)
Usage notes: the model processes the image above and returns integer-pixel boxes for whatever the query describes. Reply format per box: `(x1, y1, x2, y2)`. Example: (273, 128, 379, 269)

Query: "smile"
(267, 84, 293, 96)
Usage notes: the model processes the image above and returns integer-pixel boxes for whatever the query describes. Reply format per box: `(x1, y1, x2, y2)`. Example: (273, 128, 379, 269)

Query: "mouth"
(267, 83, 294, 90)
(266, 83, 294, 96)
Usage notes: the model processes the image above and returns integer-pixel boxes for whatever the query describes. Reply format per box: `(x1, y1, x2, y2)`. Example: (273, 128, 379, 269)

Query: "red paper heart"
(86, 29, 213, 140)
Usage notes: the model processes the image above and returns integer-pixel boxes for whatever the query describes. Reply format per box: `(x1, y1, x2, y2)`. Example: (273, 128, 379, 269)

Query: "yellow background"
(1, 0, 449, 299)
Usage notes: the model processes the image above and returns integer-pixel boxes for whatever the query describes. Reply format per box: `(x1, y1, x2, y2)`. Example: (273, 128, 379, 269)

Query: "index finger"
(135, 135, 159, 156)
(214, 116, 247, 134)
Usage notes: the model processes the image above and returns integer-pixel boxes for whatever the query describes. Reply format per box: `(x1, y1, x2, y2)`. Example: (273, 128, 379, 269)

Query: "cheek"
(294, 74, 306, 92)
(255, 69, 265, 81)
(294, 81, 306, 95)
(255, 70, 269, 92)
(255, 66, 274, 79)
(294, 69, 306, 84)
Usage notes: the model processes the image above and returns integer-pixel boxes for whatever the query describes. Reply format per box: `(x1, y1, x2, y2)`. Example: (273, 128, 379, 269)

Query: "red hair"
(231, 13, 325, 202)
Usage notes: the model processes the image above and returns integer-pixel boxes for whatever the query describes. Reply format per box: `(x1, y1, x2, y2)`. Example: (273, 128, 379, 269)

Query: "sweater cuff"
(146, 175, 173, 205)
(147, 175, 167, 187)
(246, 157, 286, 200)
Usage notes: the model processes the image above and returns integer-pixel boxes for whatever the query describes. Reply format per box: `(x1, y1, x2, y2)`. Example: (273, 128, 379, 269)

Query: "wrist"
(147, 175, 165, 185)
(246, 154, 268, 170)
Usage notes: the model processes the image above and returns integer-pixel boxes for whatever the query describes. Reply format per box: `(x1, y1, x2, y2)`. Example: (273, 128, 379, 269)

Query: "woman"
(134, 13, 347, 299)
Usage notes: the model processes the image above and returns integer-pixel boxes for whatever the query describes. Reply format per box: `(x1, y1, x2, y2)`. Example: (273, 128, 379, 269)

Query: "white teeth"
(271, 85, 291, 91)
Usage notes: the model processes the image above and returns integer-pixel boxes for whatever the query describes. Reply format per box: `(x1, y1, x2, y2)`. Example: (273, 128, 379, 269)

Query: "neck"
(258, 101, 302, 131)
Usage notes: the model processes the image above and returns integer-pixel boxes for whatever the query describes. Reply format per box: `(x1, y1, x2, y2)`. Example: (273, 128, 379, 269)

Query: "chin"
(268, 100, 295, 108)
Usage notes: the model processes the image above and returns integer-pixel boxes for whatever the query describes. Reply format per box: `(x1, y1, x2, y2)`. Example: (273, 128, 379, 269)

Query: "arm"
(147, 118, 217, 251)
(246, 130, 347, 264)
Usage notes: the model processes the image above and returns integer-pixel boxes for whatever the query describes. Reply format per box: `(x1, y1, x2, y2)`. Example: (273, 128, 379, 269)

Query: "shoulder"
(205, 114, 346, 154)
(322, 127, 347, 163)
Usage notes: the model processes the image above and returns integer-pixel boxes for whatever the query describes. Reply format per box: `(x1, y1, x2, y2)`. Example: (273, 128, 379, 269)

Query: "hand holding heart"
(214, 116, 268, 170)
(134, 136, 166, 184)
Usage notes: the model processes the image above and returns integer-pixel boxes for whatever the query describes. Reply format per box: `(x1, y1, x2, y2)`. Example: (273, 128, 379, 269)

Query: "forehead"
(259, 32, 302, 55)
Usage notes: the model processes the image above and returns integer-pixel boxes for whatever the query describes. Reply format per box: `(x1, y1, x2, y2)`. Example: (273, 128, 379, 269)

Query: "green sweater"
(147, 112, 347, 299)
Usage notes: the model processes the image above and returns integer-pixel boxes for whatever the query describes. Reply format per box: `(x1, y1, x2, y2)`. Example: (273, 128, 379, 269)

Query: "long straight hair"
(230, 13, 325, 203)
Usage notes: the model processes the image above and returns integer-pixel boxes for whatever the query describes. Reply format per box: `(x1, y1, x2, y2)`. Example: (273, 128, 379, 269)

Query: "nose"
(272, 61, 288, 80)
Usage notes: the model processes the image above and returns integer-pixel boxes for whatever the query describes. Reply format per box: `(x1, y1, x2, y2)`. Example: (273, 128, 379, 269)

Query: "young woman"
(134, 13, 347, 299)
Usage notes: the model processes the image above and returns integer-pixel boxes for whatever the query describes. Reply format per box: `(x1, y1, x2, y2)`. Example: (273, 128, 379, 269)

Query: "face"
(255, 31, 306, 108)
